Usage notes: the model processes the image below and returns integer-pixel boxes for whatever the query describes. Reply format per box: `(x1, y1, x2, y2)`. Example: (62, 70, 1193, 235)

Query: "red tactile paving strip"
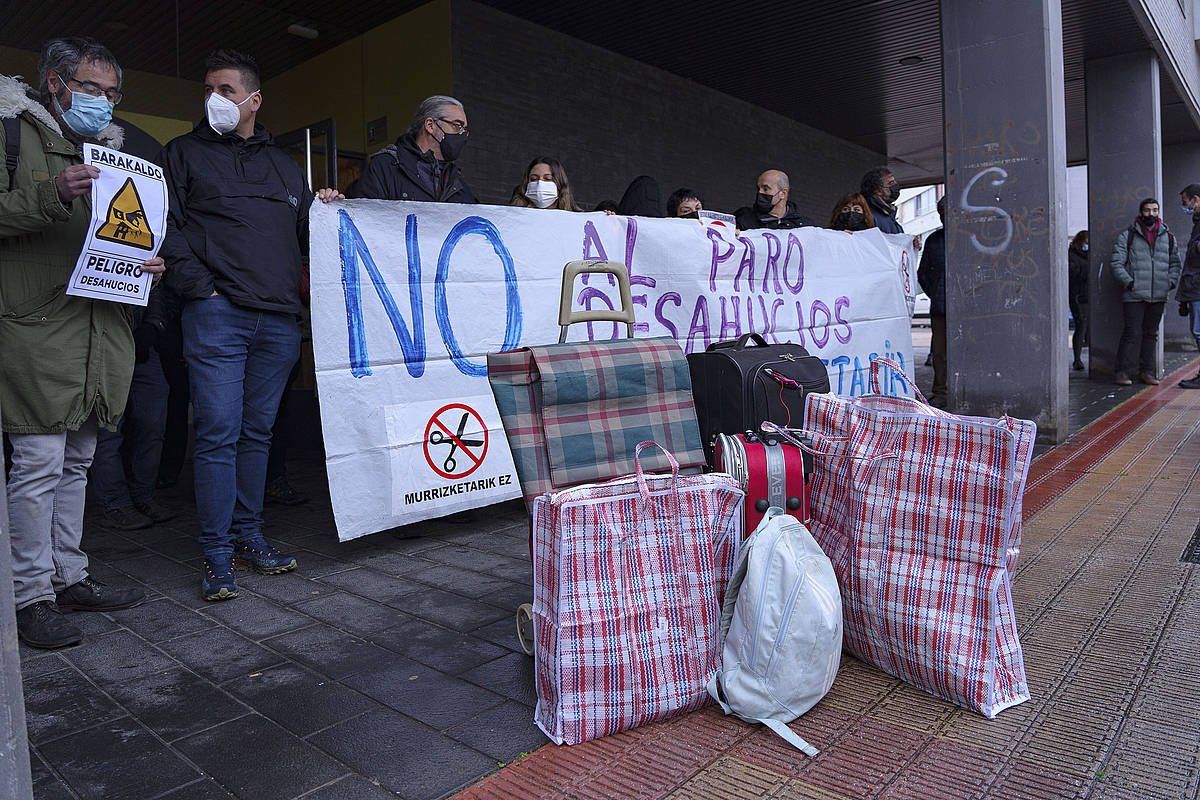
(453, 360, 1200, 800)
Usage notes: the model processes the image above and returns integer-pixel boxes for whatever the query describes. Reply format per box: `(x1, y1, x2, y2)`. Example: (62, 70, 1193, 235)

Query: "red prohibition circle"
(422, 402, 490, 480)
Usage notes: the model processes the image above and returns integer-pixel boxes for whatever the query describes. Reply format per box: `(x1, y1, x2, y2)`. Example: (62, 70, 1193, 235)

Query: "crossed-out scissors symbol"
(426, 412, 485, 473)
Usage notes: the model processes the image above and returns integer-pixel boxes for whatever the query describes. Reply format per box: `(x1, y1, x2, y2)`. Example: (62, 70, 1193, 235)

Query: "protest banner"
(309, 201, 914, 540)
(65, 144, 167, 306)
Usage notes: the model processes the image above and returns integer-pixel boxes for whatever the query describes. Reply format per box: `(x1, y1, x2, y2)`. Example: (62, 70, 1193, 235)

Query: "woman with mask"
(510, 157, 580, 211)
(828, 192, 876, 232)
(1068, 230, 1090, 371)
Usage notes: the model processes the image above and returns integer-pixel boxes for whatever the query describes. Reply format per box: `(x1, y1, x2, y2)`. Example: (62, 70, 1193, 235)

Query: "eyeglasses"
(435, 117, 468, 135)
(65, 77, 122, 105)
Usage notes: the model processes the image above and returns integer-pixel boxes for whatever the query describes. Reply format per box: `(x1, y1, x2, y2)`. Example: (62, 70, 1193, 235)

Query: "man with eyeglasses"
(352, 95, 477, 203)
(1, 37, 166, 649)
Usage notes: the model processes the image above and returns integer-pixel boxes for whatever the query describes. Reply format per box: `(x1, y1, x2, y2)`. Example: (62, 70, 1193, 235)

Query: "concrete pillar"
(1085, 52, 1163, 377)
(941, 0, 1069, 442)
(0, 400, 33, 800)
(1162, 141, 1200, 350)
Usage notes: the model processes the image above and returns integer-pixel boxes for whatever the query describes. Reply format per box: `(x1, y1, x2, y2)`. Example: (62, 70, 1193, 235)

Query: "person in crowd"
(1068, 230, 1090, 372)
(861, 166, 903, 233)
(593, 199, 618, 214)
(351, 95, 476, 203)
(735, 169, 810, 230)
(1176, 184, 1200, 388)
(1, 37, 163, 649)
(828, 192, 875, 231)
(617, 175, 662, 217)
(667, 187, 703, 218)
(510, 157, 580, 210)
(1109, 197, 1180, 386)
(917, 198, 948, 408)
(161, 49, 342, 601)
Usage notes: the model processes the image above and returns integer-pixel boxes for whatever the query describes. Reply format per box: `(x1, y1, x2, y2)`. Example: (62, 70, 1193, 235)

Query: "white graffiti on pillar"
(961, 166, 1014, 255)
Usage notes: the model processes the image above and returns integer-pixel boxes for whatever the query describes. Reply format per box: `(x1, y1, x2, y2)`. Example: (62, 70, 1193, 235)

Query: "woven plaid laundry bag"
(800, 358, 1037, 717)
(532, 442, 744, 745)
(487, 336, 707, 510)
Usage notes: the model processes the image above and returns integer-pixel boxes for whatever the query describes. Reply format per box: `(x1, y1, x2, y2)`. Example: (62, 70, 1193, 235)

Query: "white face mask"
(205, 91, 257, 135)
(525, 179, 558, 209)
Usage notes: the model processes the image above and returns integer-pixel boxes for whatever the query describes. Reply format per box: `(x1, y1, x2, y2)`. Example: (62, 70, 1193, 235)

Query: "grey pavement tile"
(30, 748, 76, 800)
(343, 658, 506, 730)
(308, 708, 498, 800)
(80, 533, 151, 561)
(175, 715, 347, 800)
(235, 568, 335, 607)
(19, 648, 71, 680)
(402, 561, 518, 600)
(293, 590, 409, 635)
(68, 608, 126, 636)
(105, 598, 218, 642)
(478, 581, 533, 612)
(460, 652, 538, 707)
(113, 552, 197, 585)
(152, 576, 217, 609)
(158, 626, 288, 684)
(197, 593, 315, 641)
(420, 546, 531, 581)
(224, 662, 380, 736)
(63, 630, 177, 685)
(289, 547, 360, 577)
(158, 778, 238, 799)
(451, 531, 532, 561)
(145, 535, 205, 562)
(23, 668, 126, 744)
(392, 587, 511, 632)
(369, 617, 507, 675)
(39, 716, 201, 800)
(262, 622, 404, 680)
(299, 774, 399, 799)
(315, 567, 426, 606)
(106, 665, 250, 742)
(351, 549, 431, 577)
(445, 700, 549, 762)
(382, 531, 453, 555)
(470, 617, 528, 654)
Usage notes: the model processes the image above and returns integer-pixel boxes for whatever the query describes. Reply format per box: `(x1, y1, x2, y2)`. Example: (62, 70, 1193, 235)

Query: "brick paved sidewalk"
(454, 363, 1200, 800)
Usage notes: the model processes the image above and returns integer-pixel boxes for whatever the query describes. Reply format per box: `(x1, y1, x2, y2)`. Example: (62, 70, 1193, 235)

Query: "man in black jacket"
(161, 49, 341, 601)
(352, 95, 477, 203)
(862, 167, 903, 234)
(734, 169, 810, 230)
(917, 198, 948, 407)
(1177, 183, 1200, 388)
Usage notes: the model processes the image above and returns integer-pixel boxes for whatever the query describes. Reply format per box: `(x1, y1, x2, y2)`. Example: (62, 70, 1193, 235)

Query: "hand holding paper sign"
(55, 164, 100, 204)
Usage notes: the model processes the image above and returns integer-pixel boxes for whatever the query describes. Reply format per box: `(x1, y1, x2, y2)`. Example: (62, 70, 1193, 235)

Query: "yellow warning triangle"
(96, 177, 154, 250)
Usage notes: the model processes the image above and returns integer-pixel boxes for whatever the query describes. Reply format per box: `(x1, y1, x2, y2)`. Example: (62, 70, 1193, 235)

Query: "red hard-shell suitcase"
(712, 431, 808, 534)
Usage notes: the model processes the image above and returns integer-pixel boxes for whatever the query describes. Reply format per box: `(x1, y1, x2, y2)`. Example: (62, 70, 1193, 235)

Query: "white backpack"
(706, 507, 842, 756)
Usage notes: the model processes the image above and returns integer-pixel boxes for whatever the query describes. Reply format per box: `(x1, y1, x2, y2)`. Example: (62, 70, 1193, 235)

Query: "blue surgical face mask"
(1182, 203, 1195, 216)
(1082, 243, 1089, 252)
(56, 87, 113, 137)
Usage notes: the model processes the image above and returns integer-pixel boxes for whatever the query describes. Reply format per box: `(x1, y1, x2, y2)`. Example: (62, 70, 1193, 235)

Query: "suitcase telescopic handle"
(558, 260, 636, 343)
(709, 333, 769, 351)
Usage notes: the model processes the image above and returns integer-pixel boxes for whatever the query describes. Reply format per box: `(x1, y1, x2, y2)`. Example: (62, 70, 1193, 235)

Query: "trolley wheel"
(516, 603, 534, 656)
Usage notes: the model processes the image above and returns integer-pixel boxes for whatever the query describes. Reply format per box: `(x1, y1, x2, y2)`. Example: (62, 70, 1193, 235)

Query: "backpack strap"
(2, 115, 20, 189)
(706, 672, 820, 757)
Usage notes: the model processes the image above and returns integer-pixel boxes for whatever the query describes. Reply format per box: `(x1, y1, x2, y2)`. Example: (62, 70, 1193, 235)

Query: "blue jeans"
(1191, 303, 1200, 347)
(89, 345, 170, 510)
(182, 295, 300, 557)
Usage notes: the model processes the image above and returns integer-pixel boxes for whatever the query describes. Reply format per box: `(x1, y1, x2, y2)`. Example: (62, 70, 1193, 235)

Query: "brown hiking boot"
(1139, 371, 1160, 386)
(1114, 372, 1133, 386)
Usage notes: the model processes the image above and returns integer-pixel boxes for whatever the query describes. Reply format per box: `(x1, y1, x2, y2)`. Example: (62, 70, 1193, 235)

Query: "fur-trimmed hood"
(0, 74, 124, 150)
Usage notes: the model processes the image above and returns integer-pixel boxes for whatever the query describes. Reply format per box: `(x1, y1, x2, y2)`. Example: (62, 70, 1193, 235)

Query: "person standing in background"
(1068, 230, 1090, 372)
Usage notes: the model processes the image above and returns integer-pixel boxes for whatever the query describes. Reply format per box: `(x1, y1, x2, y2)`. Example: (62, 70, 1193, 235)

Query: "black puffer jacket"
(351, 133, 476, 203)
(917, 228, 946, 317)
(161, 121, 312, 315)
(734, 201, 811, 231)
(1177, 214, 1200, 304)
(1067, 244, 1089, 306)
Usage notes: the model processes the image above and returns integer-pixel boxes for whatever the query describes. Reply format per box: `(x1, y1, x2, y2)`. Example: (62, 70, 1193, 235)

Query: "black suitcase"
(686, 333, 830, 458)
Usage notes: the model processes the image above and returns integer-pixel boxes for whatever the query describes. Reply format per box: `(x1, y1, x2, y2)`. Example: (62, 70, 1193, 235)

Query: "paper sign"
(309, 201, 914, 540)
(65, 144, 167, 306)
(697, 209, 737, 232)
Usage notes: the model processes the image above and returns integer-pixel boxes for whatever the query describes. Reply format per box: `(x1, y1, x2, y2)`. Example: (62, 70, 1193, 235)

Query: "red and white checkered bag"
(532, 441, 744, 745)
(798, 359, 1036, 717)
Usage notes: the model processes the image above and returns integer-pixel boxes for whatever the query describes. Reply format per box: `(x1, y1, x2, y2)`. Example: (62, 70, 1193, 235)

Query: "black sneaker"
(56, 576, 146, 612)
(99, 506, 153, 532)
(1180, 373, 1200, 389)
(133, 498, 176, 524)
(265, 476, 308, 506)
(16, 601, 82, 649)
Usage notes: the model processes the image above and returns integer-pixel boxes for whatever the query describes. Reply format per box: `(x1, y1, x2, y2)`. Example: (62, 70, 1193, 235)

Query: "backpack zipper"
(761, 556, 808, 679)
(747, 530, 786, 673)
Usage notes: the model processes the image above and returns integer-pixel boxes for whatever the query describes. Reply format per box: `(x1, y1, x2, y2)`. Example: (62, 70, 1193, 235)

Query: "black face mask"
(754, 191, 776, 214)
(886, 184, 901, 203)
(1139, 214, 1157, 227)
(437, 130, 468, 162)
(680, 210, 700, 220)
(835, 211, 866, 231)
